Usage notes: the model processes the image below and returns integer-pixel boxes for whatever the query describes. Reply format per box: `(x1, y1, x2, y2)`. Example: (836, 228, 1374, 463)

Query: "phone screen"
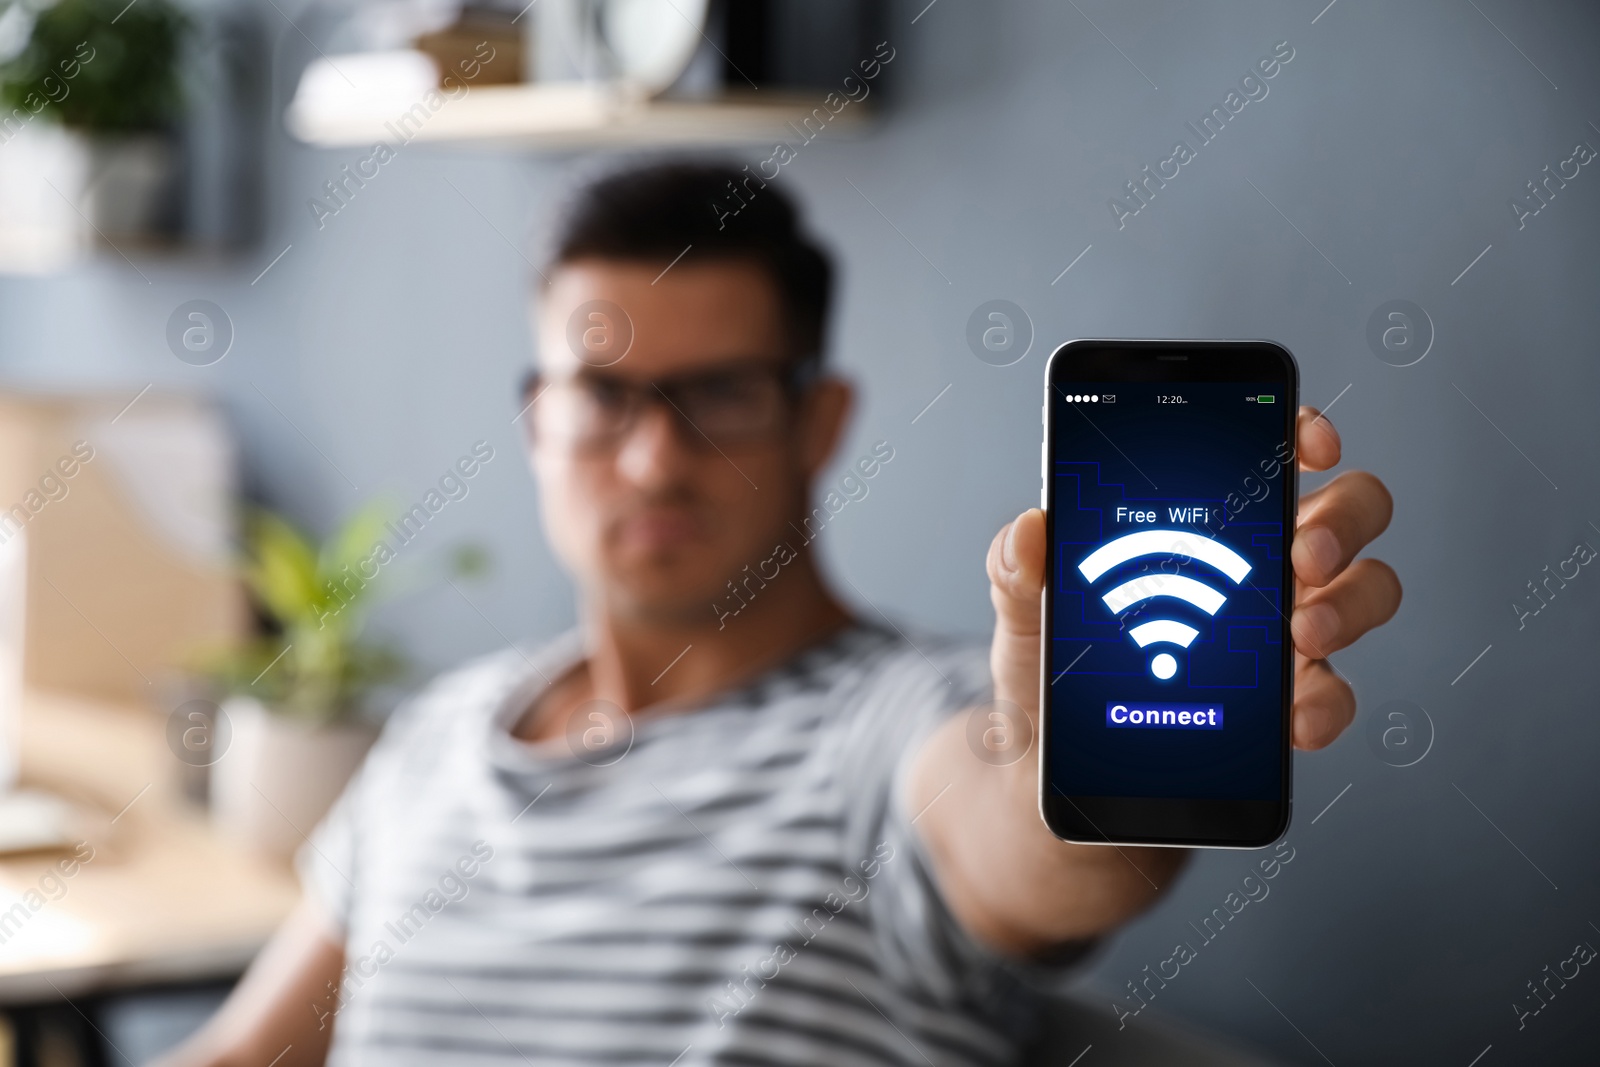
(1041, 342, 1297, 845)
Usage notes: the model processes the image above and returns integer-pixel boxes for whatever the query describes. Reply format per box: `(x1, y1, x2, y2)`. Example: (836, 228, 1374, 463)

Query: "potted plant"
(197, 504, 442, 860)
(0, 0, 189, 244)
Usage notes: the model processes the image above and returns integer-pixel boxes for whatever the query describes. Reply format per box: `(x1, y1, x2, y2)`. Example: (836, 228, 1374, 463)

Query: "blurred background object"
(0, 391, 242, 708)
(5, 0, 191, 242)
(197, 505, 396, 861)
(412, 4, 521, 86)
(290, 0, 882, 149)
(196, 502, 482, 860)
(0, 0, 263, 272)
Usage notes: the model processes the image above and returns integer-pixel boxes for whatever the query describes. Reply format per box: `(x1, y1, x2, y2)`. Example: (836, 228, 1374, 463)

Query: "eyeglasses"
(519, 358, 820, 452)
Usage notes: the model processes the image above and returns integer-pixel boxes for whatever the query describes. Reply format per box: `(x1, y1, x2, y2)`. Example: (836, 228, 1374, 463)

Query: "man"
(165, 163, 1398, 1066)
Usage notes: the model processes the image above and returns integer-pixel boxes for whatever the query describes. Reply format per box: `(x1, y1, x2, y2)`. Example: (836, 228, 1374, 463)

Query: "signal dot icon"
(1077, 530, 1253, 680)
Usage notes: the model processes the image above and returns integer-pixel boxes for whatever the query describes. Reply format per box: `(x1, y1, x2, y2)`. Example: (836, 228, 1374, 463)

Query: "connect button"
(1105, 702, 1222, 730)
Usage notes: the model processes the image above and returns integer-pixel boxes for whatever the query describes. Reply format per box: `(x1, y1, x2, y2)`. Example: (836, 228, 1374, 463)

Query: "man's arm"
(908, 408, 1400, 957)
(154, 900, 345, 1067)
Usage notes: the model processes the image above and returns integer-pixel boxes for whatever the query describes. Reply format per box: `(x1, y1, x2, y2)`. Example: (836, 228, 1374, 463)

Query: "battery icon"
(1256, 394, 1275, 404)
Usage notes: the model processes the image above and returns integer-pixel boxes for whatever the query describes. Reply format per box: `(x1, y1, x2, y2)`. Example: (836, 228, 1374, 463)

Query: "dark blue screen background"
(1046, 381, 1290, 801)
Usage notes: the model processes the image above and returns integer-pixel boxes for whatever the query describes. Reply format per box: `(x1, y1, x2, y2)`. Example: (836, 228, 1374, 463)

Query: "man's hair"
(546, 161, 834, 361)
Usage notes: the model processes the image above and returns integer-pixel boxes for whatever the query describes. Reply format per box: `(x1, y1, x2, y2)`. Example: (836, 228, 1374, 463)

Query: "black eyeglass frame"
(516, 354, 825, 450)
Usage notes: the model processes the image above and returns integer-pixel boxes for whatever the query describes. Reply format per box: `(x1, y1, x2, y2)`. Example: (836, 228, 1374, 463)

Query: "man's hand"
(994, 405, 1398, 752)
(906, 408, 1399, 958)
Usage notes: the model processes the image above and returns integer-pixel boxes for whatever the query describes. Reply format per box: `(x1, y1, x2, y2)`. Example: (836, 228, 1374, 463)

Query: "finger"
(987, 508, 1046, 709)
(1292, 470, 1394, 587)
(1296, 406, 1341, 472)
(987, 509, 1046, 630)
(1291, 657, 1355, 750)
(1290, 558, 1402, 659)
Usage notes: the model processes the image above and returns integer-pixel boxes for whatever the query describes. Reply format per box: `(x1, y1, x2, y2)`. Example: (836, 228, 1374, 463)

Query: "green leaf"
(451, 543, 491, 579)
(318, 500, 391, 594)
(0, 0, 191, 132)
(243, 511, 322, 625)
(187, 502, 416, 726)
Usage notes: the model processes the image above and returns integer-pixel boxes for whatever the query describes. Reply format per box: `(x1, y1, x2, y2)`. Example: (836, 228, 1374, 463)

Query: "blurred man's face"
(529, 258, 842, 624)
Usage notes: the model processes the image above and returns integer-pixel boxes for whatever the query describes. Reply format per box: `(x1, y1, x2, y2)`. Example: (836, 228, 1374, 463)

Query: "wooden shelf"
(286, 82, 871, 150)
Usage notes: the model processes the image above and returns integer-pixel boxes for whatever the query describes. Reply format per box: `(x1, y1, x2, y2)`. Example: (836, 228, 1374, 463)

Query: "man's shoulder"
(876, 626, 988, 674)
(846, 622, 992, 710)
(825, 624, 992, 805)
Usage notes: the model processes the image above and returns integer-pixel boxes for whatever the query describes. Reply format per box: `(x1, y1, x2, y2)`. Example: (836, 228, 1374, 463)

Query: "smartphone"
(1038, 339, 1299, 848)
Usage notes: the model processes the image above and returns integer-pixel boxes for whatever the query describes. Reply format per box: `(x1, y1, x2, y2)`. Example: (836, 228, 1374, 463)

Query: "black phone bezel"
(1038, 338, 1299, 849)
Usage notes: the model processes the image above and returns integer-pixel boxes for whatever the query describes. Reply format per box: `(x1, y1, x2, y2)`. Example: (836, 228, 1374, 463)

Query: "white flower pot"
(0, 126, 178, 271)
(0, 122, 91, 273)
(210, 696, 377, 862)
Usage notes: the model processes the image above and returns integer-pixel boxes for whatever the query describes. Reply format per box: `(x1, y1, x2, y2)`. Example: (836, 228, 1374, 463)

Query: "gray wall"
(2, 0, 1597, 1063)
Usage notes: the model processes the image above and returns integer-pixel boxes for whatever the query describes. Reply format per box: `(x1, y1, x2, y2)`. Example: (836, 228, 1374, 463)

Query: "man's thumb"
(987, 508, 1046, 709)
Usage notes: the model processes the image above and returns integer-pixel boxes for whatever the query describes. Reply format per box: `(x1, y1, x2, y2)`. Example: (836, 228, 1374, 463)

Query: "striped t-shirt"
(299, 620, 1094, 1066)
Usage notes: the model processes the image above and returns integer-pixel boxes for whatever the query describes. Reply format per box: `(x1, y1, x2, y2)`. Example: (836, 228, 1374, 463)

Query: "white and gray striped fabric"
(299, 621, 1093, 1066)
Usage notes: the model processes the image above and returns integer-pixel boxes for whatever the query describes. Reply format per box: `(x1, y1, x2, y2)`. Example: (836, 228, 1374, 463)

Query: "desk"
(0, 689, 299, 1003)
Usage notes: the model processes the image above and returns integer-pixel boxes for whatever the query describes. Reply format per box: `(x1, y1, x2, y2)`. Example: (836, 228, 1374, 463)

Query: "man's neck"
(580, 552, 853, 716)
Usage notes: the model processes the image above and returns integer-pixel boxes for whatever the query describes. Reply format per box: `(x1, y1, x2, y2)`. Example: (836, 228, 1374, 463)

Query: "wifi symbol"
(1077, 530, 1253, 681)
